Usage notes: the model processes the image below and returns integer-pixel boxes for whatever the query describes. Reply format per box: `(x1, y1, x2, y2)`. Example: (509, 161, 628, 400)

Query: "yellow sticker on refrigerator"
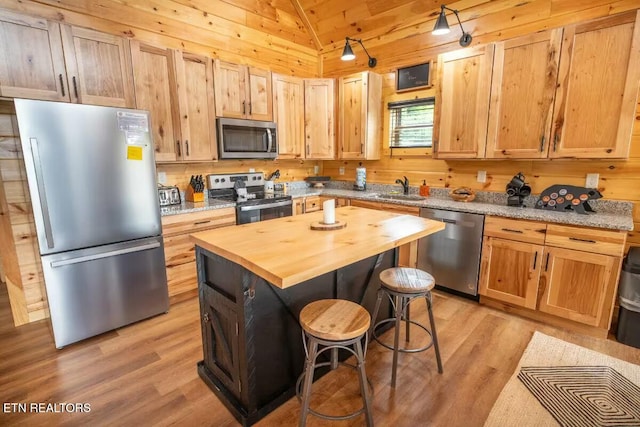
(127, 145, 143, 160)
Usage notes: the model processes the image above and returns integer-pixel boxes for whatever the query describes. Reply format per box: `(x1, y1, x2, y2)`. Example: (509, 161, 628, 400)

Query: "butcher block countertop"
(190, 206, 445, 289)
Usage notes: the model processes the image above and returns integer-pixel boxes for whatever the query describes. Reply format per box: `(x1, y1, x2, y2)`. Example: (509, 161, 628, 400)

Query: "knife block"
(185, 186, 204, 203)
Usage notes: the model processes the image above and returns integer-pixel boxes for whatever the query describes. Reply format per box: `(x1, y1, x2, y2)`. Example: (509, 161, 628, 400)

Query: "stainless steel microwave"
(217, 118, 278, 159)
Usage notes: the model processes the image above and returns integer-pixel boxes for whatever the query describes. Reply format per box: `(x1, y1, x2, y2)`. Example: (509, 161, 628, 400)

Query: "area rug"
(484, 332, 640, 427)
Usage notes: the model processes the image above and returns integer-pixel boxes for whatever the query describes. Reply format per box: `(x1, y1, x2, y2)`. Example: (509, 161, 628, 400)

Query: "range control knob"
(221, 178, 226, 182)
(214, 178, 220, 183)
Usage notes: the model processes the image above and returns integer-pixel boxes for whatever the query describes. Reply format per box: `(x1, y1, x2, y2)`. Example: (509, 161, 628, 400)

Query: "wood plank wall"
(0, 101, 47, 326)
(321, 1, 640, 249)
(0, 0, 319, 76)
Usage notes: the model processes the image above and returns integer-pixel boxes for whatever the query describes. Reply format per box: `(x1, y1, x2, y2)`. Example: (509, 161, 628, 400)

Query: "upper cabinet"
(131, 42, 216, 162)
(174, 51, 217, 161)
(214, 60, 272, 121)
(0, 11, 67, 101)
(0, 9, 134, 107)
(273, 76, 335, 160)
(304, 78, 335, 159)
(434, 44, 494, 159)
(435, 10, 640, 160)
(485, 30, 562, 159)
(272, 73, 304, 159)
(550, 11, 640, 159)
(60, 26, 135, 107)
(338, 71, 382, 160)
(130, 42, 181, 162)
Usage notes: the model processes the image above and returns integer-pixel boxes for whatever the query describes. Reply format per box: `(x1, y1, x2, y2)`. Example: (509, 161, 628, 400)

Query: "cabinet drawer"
(161, 207, 236, 236)
(484, 216, 546, 244)
(305, 197, 321, 212)
(545, 224, 626, 257)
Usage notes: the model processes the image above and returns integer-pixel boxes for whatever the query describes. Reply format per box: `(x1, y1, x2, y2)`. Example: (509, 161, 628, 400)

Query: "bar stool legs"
(297, 299, 374, 426)
(297, 332, 374, 427)
(371, 285, 443, 388)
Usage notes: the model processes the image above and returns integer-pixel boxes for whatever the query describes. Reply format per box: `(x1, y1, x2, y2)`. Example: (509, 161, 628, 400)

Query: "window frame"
(388, 97, 435, 150)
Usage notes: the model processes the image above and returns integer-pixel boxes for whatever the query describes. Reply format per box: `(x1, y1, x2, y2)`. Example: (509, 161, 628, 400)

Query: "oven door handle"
(239, 200, 292, 212)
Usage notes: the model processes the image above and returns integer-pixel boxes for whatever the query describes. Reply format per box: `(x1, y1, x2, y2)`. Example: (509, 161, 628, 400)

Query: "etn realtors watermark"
(3, 402, 91, 413)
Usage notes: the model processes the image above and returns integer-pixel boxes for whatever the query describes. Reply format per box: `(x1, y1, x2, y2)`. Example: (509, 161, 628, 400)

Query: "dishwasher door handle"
(440, 218, 457, 224)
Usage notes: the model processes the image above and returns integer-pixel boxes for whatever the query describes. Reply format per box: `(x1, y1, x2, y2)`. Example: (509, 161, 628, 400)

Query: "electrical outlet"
(314, 165, 319, 175)
(249, 168, 255, 173)
(157, 172, 167, 184)
(339, 167, 345, 175)
(586, 173, 599, 188)
(477, 170, 487, 183)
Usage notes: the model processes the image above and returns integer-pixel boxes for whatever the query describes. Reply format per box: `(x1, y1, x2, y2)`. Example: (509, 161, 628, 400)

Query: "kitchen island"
(190, 206, 444, 426)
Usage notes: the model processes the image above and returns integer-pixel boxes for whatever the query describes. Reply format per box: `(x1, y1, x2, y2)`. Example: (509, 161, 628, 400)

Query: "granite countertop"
(160, 197, 235, 217)
(161, 181, 634, 231)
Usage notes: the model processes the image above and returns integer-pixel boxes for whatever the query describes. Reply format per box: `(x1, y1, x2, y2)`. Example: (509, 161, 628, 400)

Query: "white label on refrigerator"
(125, 131, 147, 146)
(117, 111, 149, 133)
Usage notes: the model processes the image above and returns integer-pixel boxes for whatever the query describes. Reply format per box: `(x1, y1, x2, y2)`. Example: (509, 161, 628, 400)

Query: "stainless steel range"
(207, 172, 292, 224)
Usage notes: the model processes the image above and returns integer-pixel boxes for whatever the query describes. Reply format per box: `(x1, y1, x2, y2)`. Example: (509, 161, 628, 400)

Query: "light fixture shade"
(341, 40, 355, 61)
(432, 9, 450, 35)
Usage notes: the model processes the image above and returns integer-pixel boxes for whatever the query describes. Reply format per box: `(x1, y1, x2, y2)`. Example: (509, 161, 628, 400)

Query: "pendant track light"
(432, 4, 472, 47)
(341, 37, 377, 68)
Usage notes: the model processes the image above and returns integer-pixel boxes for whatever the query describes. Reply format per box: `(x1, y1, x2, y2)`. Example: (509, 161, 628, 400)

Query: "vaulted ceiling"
(293, 0, 443, 50)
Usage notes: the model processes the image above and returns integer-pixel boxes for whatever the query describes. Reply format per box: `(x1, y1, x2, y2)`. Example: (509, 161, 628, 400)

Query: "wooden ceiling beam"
(290, 0, 324, 50)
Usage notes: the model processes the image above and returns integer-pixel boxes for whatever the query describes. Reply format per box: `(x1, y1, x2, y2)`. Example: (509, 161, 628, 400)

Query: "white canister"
(355, 165, 366, 190)
(264, 180, 274, 194)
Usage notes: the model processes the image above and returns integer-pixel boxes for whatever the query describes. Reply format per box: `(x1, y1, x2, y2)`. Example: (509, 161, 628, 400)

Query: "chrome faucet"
(395, 176, 409, 195)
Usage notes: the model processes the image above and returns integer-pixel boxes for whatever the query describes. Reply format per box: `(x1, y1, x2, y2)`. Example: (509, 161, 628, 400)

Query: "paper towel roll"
(323, 199, 335, 224)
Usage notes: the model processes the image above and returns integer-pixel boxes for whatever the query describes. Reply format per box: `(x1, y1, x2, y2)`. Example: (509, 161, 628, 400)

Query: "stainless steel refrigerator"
(15, 99, 169, 348)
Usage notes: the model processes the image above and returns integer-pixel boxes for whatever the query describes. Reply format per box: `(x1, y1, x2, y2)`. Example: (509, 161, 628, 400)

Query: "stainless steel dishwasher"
(417, 208, 484, 299)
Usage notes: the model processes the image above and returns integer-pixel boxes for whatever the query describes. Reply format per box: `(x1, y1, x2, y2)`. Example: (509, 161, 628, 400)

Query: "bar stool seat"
(371, 267, 443, 388)
(297, 299, 374, 427)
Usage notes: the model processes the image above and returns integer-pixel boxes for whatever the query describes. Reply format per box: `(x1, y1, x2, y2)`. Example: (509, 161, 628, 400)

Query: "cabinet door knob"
(203, 312, 209, 322)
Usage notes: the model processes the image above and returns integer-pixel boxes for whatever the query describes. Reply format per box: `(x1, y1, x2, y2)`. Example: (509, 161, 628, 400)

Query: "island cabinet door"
(200, 284, 242, 399)
(478, 237, 543, 309)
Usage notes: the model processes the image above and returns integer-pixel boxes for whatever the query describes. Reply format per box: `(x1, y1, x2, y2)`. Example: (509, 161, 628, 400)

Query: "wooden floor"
(0, 281, 639, 427)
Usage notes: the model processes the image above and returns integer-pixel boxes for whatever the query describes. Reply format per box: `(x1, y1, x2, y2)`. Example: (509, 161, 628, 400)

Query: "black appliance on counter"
(207, 172, 292, 224)
(506, 172, 531, 207)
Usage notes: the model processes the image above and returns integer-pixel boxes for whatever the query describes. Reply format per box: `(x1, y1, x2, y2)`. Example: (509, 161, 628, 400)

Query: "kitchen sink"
(375, 193, 426, 201)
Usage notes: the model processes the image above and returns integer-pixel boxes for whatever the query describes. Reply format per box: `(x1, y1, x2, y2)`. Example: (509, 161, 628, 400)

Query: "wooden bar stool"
(370, 267, 443, 387)
(297, 299, 374, 427)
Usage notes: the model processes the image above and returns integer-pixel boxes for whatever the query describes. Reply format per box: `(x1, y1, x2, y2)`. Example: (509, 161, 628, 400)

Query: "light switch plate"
(157, 172, 167, 184)
(586, 173, 599, 188)
(339, 167, 345, 175)
(477, 170, 487, 183)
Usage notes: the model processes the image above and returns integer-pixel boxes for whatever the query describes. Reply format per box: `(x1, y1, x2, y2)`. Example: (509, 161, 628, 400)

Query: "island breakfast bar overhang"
(190, 206, 445, 426)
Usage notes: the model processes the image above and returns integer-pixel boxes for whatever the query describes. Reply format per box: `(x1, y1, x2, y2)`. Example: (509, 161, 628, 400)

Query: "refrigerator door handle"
(50, 241, 161, 268)
(29, 137, 55, 249)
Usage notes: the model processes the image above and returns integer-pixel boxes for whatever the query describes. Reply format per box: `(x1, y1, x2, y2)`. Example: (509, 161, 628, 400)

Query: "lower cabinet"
(161, 208, 236, 302)
(201, 283, 242, 398)
(319, 196, 350, 209)
(291, 195, 323, 215)
(479, 216, 625, 335)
